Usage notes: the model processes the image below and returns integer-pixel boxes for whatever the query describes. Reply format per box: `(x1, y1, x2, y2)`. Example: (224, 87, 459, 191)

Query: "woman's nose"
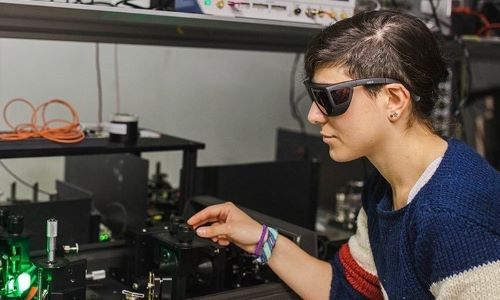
(307, 102, 327, 125)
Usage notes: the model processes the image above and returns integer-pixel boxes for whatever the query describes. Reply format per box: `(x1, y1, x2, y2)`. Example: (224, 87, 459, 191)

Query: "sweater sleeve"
(329, 208, 384, 300)
(416, 211, 500, 299)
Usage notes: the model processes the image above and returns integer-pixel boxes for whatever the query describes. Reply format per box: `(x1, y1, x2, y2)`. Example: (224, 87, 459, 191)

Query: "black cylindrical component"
(109, 113, 139, 144)
(169, 216, 184, 235)
(10, 182, 16, 202)
(156, 161, 161, 176)
(33, 182, 39, 202)
(0, 209, 10, 228)
(7, 215, 24, 235)
(177, 223, 194, 244)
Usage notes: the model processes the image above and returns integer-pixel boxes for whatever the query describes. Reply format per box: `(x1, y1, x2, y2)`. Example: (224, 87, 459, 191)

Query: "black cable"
(0, 160, 52, 196)
(454, 38, 472, 117)
(116, 1, 149, 8)
(295, 90, 307, 106)
(95, 43, 103, 126)
(429, 0, 443, 34)
(89, 1, 115, 6)
(289, 53, 306, 134)
(105, 202, 128, 235)
(453, 38, 472, 142)
(114, 44, 121, 114)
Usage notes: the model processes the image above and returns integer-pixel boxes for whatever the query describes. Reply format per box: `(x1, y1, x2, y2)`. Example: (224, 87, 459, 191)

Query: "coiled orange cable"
(0, 98, 85, 144)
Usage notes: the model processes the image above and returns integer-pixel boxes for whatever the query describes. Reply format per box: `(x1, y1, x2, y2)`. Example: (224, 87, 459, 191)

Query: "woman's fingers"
(187, 202, 233, 227)
(212, 235, 230, 246)
(189, 217, 221, 229)
(218, 239, 230, 246)
(196, 222, 231, 238)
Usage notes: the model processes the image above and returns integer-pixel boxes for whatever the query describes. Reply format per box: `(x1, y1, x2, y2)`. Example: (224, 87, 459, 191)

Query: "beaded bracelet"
(254, 226, 278, 265)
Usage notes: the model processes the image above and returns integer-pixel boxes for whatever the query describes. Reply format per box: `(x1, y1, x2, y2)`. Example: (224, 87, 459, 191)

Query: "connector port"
(252, 3, 269, 9)
(271, 4, 287, 11)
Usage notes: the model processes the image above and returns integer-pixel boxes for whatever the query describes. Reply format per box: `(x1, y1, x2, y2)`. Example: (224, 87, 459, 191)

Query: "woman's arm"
(187, 202, 332, 299)
(268, 234, 332, 299)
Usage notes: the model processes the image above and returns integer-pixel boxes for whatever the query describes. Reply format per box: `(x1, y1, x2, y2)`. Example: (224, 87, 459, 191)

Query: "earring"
(389, 111, 399, 119)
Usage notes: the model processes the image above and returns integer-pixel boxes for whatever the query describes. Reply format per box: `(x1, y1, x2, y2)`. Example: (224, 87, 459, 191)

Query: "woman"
(188, 10, 500, 299)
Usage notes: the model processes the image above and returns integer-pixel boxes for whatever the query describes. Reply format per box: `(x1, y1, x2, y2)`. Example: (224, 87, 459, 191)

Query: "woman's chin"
(328, 148, 359, 163)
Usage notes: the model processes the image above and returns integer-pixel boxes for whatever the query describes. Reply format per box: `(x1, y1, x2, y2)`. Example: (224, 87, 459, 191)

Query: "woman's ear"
(383, 83, 412, 122)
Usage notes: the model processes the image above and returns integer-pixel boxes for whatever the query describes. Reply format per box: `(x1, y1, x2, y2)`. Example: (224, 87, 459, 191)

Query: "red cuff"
(339, 243, 383, 300)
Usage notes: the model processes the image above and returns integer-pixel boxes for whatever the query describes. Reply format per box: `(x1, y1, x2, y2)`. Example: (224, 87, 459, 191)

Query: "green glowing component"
(1, 235, 38, 298)
(204, 0, 211, 5)
(99, 233, 110, 242)
(17, 272, 31, 293)
(7, 278, 14, 291)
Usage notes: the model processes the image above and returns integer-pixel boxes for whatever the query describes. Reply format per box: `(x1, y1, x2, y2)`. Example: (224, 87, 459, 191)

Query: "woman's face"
(307, 67, 390, 162)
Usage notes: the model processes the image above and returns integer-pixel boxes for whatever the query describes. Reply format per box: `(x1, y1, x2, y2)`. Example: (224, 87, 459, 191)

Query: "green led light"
(99, 233, 110, 242)
(17, 272, 31, 293)
(204, 0, 212, 5)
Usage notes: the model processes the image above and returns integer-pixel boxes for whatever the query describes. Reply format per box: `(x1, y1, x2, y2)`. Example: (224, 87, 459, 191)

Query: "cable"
(454, 37, 472, 117)
(289, 53, 306, 134)
(116, 0, 148, 8)
(429, 0, 443, 34)
(114, 44, 121, 114)
(95, 43, 103, 126)
(0, 98, 85, 143)
(477, 23, 500, 36)
(451, 6, 493, 36)
(87, 0, 115, 6)
(105, 202, 128, 235)
(452, 37, 472, 142)
(0, 160, 52, 196)
(114, 0, 128, 6)
(368, 0, 382, 11)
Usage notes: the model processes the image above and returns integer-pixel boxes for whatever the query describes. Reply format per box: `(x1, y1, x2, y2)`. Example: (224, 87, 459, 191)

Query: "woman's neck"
(367, 125, 448, 210)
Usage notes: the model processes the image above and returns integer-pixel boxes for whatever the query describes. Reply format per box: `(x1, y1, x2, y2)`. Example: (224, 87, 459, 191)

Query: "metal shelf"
(462, 37, 500, 62)
(0, 132, 204, 159)
(0, 0, 322, 52)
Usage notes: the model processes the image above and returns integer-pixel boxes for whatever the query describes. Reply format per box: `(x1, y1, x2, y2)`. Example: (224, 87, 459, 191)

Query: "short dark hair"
(304, 10, 448, 128)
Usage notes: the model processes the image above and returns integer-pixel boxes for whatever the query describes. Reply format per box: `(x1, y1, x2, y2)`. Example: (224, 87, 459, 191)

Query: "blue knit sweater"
(330, 139, 500, 299)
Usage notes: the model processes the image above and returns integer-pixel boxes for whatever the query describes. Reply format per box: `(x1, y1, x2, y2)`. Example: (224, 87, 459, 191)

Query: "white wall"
(0, 38, 316, 200)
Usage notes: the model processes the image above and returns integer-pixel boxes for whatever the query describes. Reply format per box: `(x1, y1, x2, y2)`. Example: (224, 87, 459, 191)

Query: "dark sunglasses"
(303, 78, 400, 116)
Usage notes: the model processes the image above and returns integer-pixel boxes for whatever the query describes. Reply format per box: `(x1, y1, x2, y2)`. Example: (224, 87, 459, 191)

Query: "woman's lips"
(320, 132, 336, 139)
(321, 134, 337, 143)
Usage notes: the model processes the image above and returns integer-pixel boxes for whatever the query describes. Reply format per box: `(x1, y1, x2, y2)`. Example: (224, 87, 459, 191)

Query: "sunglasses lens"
(304, 81, 353, 116)
(330, 88, 351, 105)
(311, 89, 331, 115)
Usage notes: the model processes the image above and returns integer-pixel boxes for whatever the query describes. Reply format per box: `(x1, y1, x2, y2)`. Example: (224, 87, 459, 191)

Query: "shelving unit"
(0, 0, 321, 52)
(0, 132, 204, 209)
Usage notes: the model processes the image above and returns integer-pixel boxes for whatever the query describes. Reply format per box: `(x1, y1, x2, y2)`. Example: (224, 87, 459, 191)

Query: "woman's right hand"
(186, 202, 263, 254)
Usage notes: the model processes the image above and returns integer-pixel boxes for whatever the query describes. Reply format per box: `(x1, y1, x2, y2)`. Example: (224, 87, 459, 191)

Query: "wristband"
(254, 227, 278, 265)
(254, 224, 268, 256)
